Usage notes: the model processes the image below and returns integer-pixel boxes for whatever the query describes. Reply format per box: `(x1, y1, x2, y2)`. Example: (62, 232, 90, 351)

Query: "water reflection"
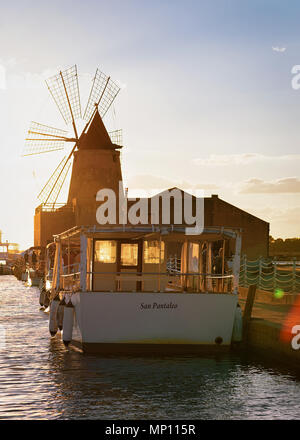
(0, 275, 300, 420)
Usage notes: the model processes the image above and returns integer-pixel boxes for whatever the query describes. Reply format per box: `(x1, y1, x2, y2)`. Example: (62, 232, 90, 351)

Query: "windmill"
(23, 65, 123, 207)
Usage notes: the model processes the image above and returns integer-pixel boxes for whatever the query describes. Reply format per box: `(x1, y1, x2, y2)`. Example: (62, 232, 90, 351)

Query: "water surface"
(0, 275, 299, 420)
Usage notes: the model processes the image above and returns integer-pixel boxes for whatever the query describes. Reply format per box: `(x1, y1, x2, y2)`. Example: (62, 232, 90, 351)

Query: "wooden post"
(180, 241, 186, 291)
(68, 237, 70, 275)
(273, 257, 277, 292)
(51, 240, 61, 296)
(242, 284, 257, 343)
(292, 257, 296, 293)
(186, 240, 190, 291)
(56, 240, 61, 291)
(207, 241, 212, 291)
(221, 239, 225, 292)
(258, 256, 262, 290)
(158, 235, 161, 292)
(198, 241, 201, 292)
(203, 242, 207, 291)
(80, 233, 87, 292)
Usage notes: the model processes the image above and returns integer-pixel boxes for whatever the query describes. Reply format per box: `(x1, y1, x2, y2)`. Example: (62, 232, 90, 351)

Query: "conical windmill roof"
(78, 110, 115, 150)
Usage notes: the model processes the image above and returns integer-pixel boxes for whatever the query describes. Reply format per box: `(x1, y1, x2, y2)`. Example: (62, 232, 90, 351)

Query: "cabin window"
(121, 243, 138, 266)
(189, 243, 199, 272)
(143, 240, 165, 264)
(8, 244, 18, 251)
(94, 240, 117, 263)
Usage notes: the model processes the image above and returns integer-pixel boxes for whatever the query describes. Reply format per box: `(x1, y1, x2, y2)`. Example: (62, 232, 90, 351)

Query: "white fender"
(232, 304, 243, 343)
(57, 297, 66, 331)
(62, 301, 74, 346)
(39, 289, 45, 307)
(43, 291, 50, 308)
(49, 295, 60, 337)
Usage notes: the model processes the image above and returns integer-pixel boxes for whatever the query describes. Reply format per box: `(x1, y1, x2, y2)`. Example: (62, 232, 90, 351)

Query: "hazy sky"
(0, 0, 300, 249)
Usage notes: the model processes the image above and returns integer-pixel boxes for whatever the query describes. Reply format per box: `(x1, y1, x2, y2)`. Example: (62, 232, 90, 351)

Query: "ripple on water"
(0, 275, 300, 420)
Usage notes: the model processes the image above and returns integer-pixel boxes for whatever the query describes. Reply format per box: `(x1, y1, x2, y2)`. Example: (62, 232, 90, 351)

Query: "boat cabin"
(49, 225, 242, 296)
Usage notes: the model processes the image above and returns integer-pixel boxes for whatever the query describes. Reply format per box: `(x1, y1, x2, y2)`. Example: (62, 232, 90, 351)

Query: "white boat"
(47, 224, 242, 354)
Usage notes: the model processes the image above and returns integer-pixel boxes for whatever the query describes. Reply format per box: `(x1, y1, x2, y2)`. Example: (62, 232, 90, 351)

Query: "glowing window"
(94, 241, 116, 263)
(121, 243, 138, 266)
(189, 243, 199, 272)
(144, 241, 165, 264)
(8, 244, 19, 251)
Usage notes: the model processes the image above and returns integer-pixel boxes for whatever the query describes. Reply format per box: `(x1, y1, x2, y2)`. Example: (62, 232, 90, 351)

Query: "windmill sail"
(108, 129, 123, 147)
(23, 122, 69, 156)
(24, 65, 122, 207)
(38, 156, 72, 205)
(83, 68, 120, 122)
(46, 65, 82, 126)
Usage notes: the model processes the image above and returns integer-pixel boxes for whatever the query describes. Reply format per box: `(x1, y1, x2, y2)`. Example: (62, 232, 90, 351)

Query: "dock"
(239, 287, 300, 366)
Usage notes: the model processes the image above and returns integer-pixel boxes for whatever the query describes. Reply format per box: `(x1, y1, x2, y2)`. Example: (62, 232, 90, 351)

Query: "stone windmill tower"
(23, 66, 123, 246)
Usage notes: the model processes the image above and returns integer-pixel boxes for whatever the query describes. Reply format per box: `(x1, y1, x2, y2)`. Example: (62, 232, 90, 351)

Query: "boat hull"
(70, 292, 238, 354)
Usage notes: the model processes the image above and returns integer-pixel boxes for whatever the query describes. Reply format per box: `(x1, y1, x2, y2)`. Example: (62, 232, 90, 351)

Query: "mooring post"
(242, 284, 257, 344)
(273, 257, 277, 292)
(258, 256, 262, 290)
(292, 257, 296, 293)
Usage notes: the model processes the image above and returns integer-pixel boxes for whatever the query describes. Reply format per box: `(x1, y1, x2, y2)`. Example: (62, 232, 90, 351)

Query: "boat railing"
(60, 269, 234, 293)
(61, 271, 80, 291)
(62, 263, 80, 275)
(166, 256, 181, 274)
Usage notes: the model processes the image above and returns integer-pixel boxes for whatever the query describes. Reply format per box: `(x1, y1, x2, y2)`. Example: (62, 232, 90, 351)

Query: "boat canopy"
(54, 225, 242, 242)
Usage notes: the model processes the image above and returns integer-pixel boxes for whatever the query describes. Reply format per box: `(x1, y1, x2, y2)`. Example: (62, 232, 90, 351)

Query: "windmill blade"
(83, 68, 120, 122)
(28, 121, 68, 137)
(38, 156, 72, 205)
(48, 159, 72, 206)
(23, 122, 69, 156)
(46, 65, 81, 129)
(109, 129, 123, 147)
